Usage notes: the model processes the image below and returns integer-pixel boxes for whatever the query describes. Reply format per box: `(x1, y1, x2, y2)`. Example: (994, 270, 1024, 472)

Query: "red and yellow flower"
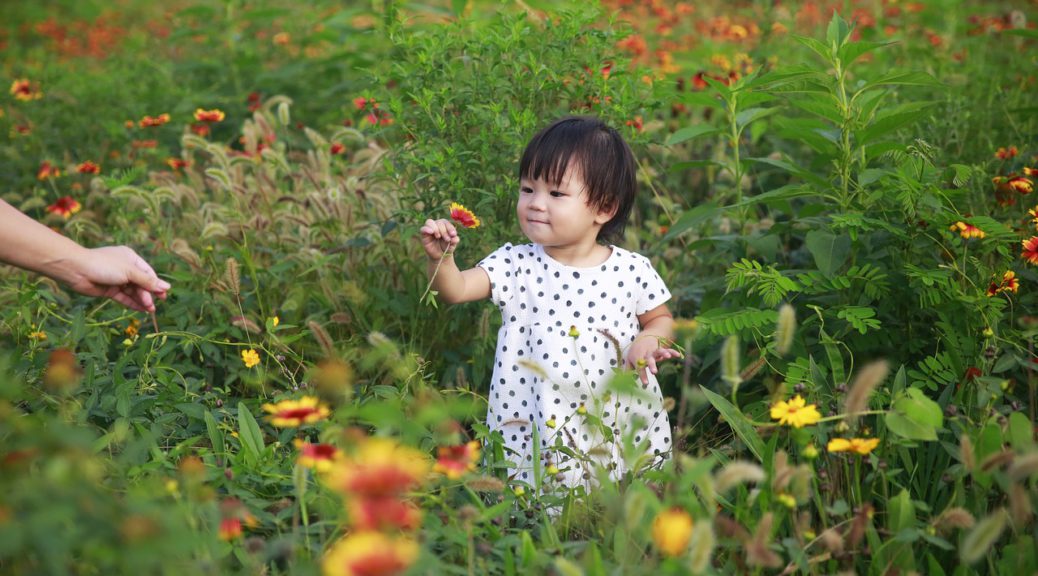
(322, 532, 419, 576)
(1007, 176, 1034, 195)
(295, 439, 343, 473)
(987, 270, 1020, 297)
(37, 161, 61, 180)
(10, 79, 42, 101)
(261, 396, 330, 427)
(433, 441, 480, 480)
(949, 221, 985, 239)
(1023, 237, 1038, 265)
(46, 196, 81, 219)
(139, 113, 170, 128)
(324, 437, 429, 498)
(330, 143, 346, 155)
(449, 202, 480, 229)
(770, 394, 822, 428)
(996, 146, 1018, 160)
(827, 437, 880, 455)
(190, 123, 211, 137)
(167, 157, 190, 170)
(194, 108, 225, 123)
(347, 496, 423, 531)
(76, 161, 100, 174)
(218, 517, 242, 541)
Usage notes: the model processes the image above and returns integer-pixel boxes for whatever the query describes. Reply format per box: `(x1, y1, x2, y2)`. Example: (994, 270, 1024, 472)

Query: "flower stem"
(420, 249, 452, 305)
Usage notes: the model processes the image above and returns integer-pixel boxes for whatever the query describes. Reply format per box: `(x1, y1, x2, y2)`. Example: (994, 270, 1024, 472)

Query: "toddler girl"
(419, 116, 679, 489)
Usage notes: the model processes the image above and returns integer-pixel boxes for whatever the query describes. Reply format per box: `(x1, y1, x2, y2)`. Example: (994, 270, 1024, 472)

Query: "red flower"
(996, 146, 1018, 160)
(139, 113, 170, 128)
(1023, 236, 1038, 265)
(625, 116, 644, 132)
(353, 96, 369, 110)
(347, 496, 423, 531)
(10, 79, 42, 101)
(46, 196, 81, 219)
(449, 202, 480, 228)
(964, 367, 982, 380)
(37, 161, 61, 180)
(330, 143, 346, 155)
(76, 161, 100, 174)
(166, 158, 189, 170)
(1008, 176, 1034, 195)
(247, 91, 262, 112)
(194, 108, 225, 123)
(218, 517, 242, 541)
(131, 139, 157, 149)
(433, 441, 481, 479)
(190, 123, 211, 137)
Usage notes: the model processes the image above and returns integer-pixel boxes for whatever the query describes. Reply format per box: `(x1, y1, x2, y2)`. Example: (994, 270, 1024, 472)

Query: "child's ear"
(594, 202, 618, 225)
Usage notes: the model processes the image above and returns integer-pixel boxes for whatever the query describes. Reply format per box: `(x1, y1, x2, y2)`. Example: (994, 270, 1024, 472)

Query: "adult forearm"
(0, 199, 88, 283)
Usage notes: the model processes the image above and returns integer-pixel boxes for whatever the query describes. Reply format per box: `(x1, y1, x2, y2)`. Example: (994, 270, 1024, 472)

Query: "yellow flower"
(827, 437, 880, 455)
(28, 330, 47, 341)
(271, 316, 280, 327)
(545, 418, 556, 429)
(241, 348, 260, 368)
(949, 221, 986, 239)
(652, 508, 693, 557)
(322, 532, 419, 576)
(568, 325, 580, 338)
(776, 493, 797, 509)
(769, 395, 822, 428)
(513, 486, 525, 497)
(261, 396, 330, 427)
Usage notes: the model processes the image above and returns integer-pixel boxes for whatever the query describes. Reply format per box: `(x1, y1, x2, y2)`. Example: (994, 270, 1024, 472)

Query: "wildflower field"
(3, 0, 1038, 574)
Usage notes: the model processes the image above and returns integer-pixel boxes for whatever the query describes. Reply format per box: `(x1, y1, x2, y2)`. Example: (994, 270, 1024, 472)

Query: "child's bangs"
(518, 126, 593, 189)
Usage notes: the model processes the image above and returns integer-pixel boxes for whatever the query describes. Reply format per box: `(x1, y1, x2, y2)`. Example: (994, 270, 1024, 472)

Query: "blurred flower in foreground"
(322, 532, 419, 576)
(294, 439, 343, 473)
(262, 396, 330, 427)
(325, 437, 429, 498)
(347, 496, 423, 531)
(43, 348, 81, 393)
(770, 394, 821, 428)
(241, 348, 260, 368)
(652, 508, 693, 557)
(139, 113, 170, 128)
(1022, 237, 1038, 265)
(949, 221, 985, 239)
(313, 358, 354, 397)
(996, 146, 1018, 160)
(76, 160, 100, 174)
(1030, 206, 1038, 230)
(330, 142, 346, 155)
(218, 517, 242, 541)
(167, 157, 189, 170)
(10, 79, 42, 101)
(827, 437, 880, 455)
(37, 161, 61, 180)
(433, 441, 481, 479)
(449, 202, 480, 228)
(46, 196, 81, 219)
(194, 108, 225, 123)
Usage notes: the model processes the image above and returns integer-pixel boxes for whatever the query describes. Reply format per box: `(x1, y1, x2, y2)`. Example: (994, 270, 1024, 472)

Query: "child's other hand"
(625, 340, 683, 385)
(420, 218, 460, 259)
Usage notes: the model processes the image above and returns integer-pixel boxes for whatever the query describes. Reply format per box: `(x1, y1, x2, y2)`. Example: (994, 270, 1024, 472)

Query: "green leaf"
(735, 107, 778, 130)
(662, 201, 721, 241)
(749, 156, 830, 188)
(666, 124, 722, 146)
(793, 35, 833, 64)
(701, 388, 766, 462)
(859, 71, 940, 92)
(237, 402, 266, 462)
(826, 12, 851, 48)
(885, 388, 943, 441)
(204, 411, 225, 458)
(1009, 412, 1035, 451)
(838, 40, 895, 66)
(804, 230, 851, 277)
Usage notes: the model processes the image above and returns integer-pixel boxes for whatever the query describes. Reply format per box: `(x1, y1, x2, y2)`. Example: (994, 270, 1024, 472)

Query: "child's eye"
(550, 191, 565, 198)
(520, 186, 533, 194)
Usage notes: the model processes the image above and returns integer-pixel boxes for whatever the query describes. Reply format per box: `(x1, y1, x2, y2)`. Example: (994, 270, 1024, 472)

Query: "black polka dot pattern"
(476, 243, 673, 486)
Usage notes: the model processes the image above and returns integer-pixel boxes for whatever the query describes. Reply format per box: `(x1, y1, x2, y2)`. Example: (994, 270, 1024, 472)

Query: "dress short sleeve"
(634, 254, 671, 315)
(477, 243, 517, 309)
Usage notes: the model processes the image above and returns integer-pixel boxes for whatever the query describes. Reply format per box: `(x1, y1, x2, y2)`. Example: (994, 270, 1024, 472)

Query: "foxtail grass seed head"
(687, 521, 715, 573)
(960, 435, 975, 472)
(844, 359, 889, 421)
(775, 303, 796, 356)
(1008, 452, 1038, 482)
(308, 320, 335, 357)
(465, 476, 505, 493)
(1009, 483, 1034, 528)
(714, 461, 766, 493)
(960, 508, 1008, 565)
(935, 507, 975, 534)
(224, 258, 241, 296)
(721, 335, 741, 387)
(276, 102, 291, 126)
(746, 512, 782, 568)
(819, 528, 844, 554)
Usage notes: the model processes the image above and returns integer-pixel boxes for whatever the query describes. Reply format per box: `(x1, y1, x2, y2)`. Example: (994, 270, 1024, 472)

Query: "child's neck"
(542, 241, 612, 267)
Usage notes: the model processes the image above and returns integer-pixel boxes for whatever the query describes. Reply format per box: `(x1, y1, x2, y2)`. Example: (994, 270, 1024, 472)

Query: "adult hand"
(57, 246, 171, 312)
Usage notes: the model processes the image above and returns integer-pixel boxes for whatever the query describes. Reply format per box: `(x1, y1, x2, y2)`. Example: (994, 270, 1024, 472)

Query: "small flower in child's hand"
(449, 202, 480, 228)
(652, 508, 693, 557)
(769, 394, 821, 428)
(568, 325, 580, 338)
(241, 348, 260, 368)
(827, 437, 880, 455)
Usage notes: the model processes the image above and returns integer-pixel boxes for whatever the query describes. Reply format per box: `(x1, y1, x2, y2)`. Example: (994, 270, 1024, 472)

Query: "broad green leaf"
(826, 12, 851, 48)
(788, 94, 844, 125)
(859, 71, 940, 93)
(666, 125, 722, 146)
(662, 201, 721, 241)
(237, 401, 265, 461)
(748, 156, 830, 188)
(735, 107, 778, 130)
(804, 230, 851, 277)
(838, 40, 895, 66)
(680, 91, 725, 109)
(885, 388, 942, 441)
(1009, 412, 1035, 450)
(794, 35, 833, 64)
(701, 388, 766, 462)
(204, 410, 225, 457)
(858, 108, 935, 145)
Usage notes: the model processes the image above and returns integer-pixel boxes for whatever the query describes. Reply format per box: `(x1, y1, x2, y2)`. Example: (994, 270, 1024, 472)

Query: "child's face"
(517, 166, 614, 249)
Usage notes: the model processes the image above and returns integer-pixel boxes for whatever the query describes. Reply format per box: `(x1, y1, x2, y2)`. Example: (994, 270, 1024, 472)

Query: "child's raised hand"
(420, 218, 460, 260)
(625, 339, 683, 385)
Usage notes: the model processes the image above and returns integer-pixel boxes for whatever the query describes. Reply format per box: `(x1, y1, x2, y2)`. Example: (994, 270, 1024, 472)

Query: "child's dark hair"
(518, 116, 637, 242)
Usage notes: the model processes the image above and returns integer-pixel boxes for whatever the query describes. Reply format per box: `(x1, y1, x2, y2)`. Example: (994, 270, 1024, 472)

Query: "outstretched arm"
(0, 199, 170, 312)
(419, 218, 490, 304)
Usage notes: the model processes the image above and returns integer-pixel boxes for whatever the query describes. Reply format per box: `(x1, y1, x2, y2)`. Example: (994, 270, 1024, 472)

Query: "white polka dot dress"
(477, 243, 673, 488)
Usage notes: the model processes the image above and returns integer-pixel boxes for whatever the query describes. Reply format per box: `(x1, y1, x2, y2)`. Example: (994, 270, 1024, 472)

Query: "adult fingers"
(107, 287, 149, 312)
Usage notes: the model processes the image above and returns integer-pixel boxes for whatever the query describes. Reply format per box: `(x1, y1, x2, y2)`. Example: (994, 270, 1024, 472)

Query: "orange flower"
(10, 79, 42, 101)
(139, 113, 170, 128)
(324, 438, 429, 498)
(167, 157, 189, 170)
(449, 202, 480, 229)
(1000, 270, 1020, 293)
(625, 116, 644, 132)
(76, 161, 100, 174)
(132, 139, 158, 149)
(996, 146, 1018, 160)
(433, 441, 480, 479)
(218, 517, 242, 541)
(194, 108, 225, 123)
(322, 532, 419, 576)
(261, 396, 330, 427)
(949, 221, 985, 239)
(46, 196, 81, 219)
(190, 123, 210, 137)
(353, 96, 369, 110)
(1025, 167, 1038, 177)
(37, 161, 61, 180)
(347, 496, 423, 531)
(1007, 176, 1034, 195)
(330, 143, 346, 155)
(294, 439, 343, 473)
(273, 32, 291, 45)
(1023, 237, 1038, 265)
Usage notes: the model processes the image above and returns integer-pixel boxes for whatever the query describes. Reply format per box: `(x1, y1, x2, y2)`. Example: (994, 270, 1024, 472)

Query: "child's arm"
(419, 218, 491, 304)
(626, 304, 682, 384)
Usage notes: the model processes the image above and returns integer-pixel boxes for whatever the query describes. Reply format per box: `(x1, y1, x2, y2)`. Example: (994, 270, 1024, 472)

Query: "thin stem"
(420, 249, 452, 305)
